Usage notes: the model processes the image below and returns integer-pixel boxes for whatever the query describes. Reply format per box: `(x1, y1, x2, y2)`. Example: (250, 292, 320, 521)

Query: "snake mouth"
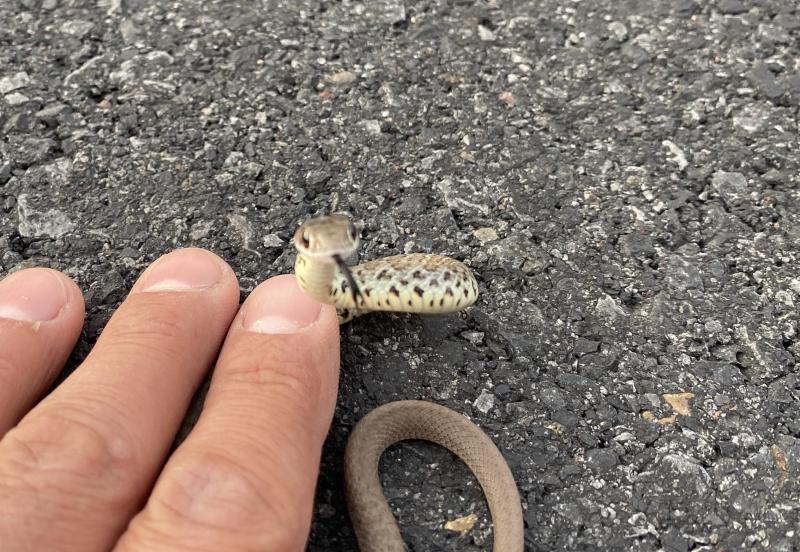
(332, 253, 361, 306)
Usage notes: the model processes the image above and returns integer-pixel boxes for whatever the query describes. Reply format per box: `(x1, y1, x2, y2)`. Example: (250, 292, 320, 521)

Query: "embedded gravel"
(1, 1, 799, 550)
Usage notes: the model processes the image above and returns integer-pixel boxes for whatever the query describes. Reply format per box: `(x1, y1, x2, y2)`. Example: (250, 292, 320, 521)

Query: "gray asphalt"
(2, 0, 799, 550)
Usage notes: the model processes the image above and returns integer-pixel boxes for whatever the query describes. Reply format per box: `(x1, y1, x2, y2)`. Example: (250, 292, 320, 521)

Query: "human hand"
(0, 248, 340, 551)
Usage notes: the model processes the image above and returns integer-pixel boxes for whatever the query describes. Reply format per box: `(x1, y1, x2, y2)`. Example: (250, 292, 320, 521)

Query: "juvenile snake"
(293, 214, 524, 551)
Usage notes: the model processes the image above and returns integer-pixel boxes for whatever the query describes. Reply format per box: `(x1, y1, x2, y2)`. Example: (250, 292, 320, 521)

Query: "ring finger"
(0, 268, 85, 434)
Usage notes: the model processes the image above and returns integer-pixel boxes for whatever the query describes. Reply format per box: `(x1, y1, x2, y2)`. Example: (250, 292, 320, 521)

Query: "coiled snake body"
(293, 215, 524, 552)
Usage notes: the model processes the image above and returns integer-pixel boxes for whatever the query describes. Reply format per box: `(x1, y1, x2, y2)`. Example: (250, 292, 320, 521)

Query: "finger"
(0, 268, 85, 434)
(0, 248, 240, 552)
(117, 274, 340, 552)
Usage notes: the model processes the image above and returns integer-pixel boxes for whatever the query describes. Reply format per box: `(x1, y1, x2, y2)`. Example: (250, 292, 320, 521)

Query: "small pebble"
(473, 389, 495, 414)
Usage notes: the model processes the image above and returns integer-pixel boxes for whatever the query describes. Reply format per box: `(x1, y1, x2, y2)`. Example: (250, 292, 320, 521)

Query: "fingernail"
(138, 249, 224, 292)
(243, 274, 322, 334)
(0, 269, 68, 322)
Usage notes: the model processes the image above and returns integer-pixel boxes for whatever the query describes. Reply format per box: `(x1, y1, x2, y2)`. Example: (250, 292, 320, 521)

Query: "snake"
(293, 214, 524, 551)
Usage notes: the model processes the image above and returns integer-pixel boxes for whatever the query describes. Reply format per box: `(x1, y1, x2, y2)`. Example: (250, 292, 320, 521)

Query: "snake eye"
(300, 232, 310, 248)
(347, 222, 358, 242)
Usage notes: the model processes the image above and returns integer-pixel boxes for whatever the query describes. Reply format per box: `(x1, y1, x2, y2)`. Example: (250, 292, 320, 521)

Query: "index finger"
(117, 275, 340, 551)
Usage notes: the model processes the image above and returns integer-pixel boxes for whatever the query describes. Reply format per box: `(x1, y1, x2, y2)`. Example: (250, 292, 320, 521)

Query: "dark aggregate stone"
(746, 62, 787, 103)
(494, 383, 511, 399)
(717, 0, 748, 15)
(661, 527, 689, 552)
(573, 337, 600, 356)
(6, 137, 58, 169)
(584, 448, 619, 473)
(619, 232, 655, 258)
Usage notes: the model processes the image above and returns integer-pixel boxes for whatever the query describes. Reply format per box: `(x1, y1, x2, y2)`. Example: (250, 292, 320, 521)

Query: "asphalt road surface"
(1, 1, 799, 550)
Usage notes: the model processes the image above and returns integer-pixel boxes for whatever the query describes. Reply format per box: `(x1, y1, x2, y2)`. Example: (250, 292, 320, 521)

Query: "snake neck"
(294, 254, 339, 304)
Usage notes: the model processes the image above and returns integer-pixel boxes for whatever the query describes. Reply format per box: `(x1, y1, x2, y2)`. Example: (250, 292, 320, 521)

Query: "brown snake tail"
(344, 400, 524, 552)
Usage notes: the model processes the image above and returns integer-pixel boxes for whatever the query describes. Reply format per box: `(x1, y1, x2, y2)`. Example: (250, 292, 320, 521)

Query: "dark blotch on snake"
(443, 271, 452, 281)
(429, 278, 438, 287)
(363, 288, 372, 297)
(377, 269, 390, 280)
(389, 286, 400, 297)
(413, 286, 424, 297)
(439, 298, 444, 306)
(412, 270, 423, 279)
(399, 278, 409, 286)
(445, 287, 454, 297)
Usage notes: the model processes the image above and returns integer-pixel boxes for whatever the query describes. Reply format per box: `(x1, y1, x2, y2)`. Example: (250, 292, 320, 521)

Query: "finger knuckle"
(101, 306, 189, 358)
(154, 450, 308, 549)
(225, 343, 321, 407)
(2, 400, 143, 493)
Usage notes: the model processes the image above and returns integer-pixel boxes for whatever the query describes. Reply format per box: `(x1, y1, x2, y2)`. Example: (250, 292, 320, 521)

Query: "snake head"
(293, 214, 360, 261)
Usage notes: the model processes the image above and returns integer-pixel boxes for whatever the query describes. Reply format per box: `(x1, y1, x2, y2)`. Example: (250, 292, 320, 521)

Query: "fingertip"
(0, 267, 84, 325)
(227, 273, 340, 416)
(0, 267, 85, 432)
(133, 248, 239, 297)
(241, 273, 338, 336)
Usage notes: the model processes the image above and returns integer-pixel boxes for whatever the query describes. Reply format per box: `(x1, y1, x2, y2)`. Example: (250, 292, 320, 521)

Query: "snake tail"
(344, 400, 524, 552)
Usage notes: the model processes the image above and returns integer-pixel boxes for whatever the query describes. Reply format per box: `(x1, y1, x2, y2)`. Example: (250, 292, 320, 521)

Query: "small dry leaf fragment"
(663, 392, 695, 416)
(326, 71, 357, 85)
(444, 513, 479, 534)
(643, 410, 676, 425)
(771, 445, 788, 472)
(498, 90, 517, 105)
(440, 72, 464, 85)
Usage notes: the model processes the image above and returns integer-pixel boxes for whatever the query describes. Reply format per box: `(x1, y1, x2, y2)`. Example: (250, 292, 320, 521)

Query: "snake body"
(293, 216, 480, 323)
(293, 214, 524, 552)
